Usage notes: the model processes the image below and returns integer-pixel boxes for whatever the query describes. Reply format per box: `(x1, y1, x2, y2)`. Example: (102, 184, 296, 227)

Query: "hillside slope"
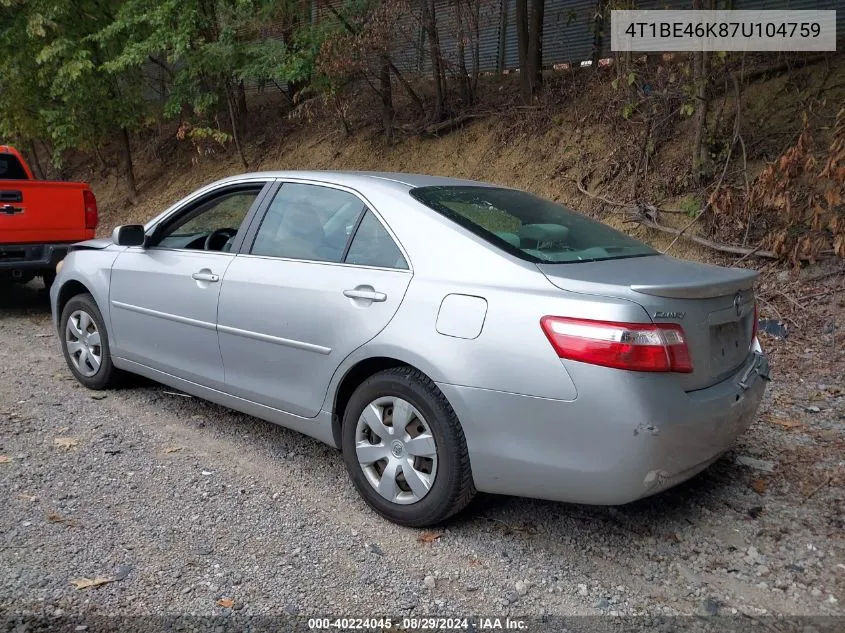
(62, 57, 844, 270)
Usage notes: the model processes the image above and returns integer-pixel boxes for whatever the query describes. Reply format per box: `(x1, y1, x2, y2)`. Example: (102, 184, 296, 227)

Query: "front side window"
(251, 183, 365, 263)
(410, 186, 658, 264)
(156, 188, 261, 251)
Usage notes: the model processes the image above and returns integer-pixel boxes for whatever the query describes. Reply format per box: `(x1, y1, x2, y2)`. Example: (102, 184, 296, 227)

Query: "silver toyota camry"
(50, 171, 770, 527)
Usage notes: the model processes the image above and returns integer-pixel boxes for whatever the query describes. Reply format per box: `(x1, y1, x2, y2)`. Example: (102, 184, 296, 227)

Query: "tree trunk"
(421, 0, 446, 121)
(469, 0, 480, 97)
(692, 0, 712, 183)
(237, 80, 248, 125)
(379, 54, 394, 143)
(224, 81, 249, 169)
(516, 0, 543, 100)
(527, 0, 544, 95)
(456, 1, 472, 105)
(389, 64, 425, 116)
(120, 127, 138, 205)
(516, 0, 529, 99)
(27, 141, 45, 180)
(591, 0, 606, 69)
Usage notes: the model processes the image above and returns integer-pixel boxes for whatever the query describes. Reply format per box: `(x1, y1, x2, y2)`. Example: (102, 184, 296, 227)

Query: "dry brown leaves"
(70, 576, 116, 590)
(417, 532, 443, 544)
(47, 512, 81, 528)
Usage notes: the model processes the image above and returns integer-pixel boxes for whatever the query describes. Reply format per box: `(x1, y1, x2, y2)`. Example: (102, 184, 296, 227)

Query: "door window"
(251, 183, 365, 263)
(155, 187, 262, 252)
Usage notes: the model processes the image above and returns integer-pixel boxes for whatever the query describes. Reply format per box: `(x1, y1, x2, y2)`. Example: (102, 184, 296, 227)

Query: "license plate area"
(710, 320, 749, 376)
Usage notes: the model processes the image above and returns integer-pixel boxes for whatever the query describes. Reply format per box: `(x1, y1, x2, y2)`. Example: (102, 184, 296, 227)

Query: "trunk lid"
(538, 255, 758, 391)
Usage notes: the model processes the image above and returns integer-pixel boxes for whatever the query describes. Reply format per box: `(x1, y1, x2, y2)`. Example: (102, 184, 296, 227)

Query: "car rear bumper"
(438, 345, 769, 505)
(0, 242, 70, 272)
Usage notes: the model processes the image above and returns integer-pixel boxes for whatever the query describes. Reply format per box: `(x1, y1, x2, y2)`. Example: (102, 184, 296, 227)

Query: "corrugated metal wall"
(143, 0, 843, 99)
(421, 0, 843, 74)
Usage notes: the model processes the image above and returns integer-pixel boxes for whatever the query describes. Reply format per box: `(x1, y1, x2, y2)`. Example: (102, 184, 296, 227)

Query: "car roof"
(211, 170, 500, 191)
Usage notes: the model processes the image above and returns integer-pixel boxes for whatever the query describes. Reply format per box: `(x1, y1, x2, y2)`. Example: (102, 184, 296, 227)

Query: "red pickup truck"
(0, 145, 98, 289)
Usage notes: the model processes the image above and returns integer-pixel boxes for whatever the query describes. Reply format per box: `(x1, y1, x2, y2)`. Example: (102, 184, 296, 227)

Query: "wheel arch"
(57, 278, 95, 320)
(329, 352, 450, 449)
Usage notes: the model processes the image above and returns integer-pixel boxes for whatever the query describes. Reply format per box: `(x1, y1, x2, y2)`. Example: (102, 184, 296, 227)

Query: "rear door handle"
(343, 288, 387, 302)
(192, 270, 219, 283)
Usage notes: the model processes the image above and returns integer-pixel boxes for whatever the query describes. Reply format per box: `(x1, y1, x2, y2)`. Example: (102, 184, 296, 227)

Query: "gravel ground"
(1, 282, 843, 622)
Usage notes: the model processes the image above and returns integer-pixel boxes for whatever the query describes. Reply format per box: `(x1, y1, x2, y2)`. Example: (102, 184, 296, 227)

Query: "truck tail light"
(83, 190, 98, 231)
(540, 316, 693, 373)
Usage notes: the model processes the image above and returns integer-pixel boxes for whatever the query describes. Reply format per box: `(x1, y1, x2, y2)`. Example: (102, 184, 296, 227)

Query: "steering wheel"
(204, 228, 237, 251)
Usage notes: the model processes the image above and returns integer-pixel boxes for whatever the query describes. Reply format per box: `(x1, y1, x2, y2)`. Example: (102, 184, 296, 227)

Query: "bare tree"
(691, 0, 713, 183)
(515, 0, 544, 101)
(119, 128, 138, 204)
(420, 0, 446, 121)
(379, 53, 395, 142)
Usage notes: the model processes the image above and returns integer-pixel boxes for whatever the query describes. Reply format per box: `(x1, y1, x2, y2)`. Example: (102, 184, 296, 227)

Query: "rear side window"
(409, 186, 657, 264)
(0, 153, 28, 180)
(345, 210, 408, 269)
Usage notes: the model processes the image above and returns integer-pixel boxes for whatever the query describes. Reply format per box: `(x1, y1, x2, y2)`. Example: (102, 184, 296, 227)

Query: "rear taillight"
(540, 316, 693, 373)
(83, 189, 98, 230)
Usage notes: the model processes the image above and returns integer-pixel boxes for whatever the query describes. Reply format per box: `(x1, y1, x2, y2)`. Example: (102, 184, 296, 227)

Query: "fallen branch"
(573, 177, 837, 263)
(575, 176, 631, 208)
(638, 219, 779, 259)
(421, 113, 485, 137)
(802, 475, 833, 504)
(733, 240, 764, 265)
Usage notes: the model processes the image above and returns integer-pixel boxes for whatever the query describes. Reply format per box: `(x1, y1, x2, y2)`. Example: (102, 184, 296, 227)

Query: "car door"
(217, 181, 413, 418)
(109, 181, 270, 388)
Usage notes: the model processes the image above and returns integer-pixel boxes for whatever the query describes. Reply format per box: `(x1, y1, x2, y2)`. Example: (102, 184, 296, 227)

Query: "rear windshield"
(409, 186, 658, 264)
(0, 153, 28, 180)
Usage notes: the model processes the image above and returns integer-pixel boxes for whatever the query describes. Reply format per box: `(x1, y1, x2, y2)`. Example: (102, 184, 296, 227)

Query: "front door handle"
(192, 270, 219, 283)
(343, 288, 387, 302)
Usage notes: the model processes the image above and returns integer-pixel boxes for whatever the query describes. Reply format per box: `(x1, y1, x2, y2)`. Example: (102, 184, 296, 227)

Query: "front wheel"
(59, 293, 122, 390)
(341, 367, 475, 527)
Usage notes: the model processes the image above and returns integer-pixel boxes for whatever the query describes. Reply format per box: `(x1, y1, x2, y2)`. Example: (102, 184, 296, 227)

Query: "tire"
(341, 367, 475, 527)
(59, 293, 122, 390)
(42, 271, 56, 291)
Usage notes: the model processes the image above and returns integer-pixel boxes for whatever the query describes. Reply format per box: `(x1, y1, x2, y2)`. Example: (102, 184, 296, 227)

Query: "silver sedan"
(50, 172, 770, 527)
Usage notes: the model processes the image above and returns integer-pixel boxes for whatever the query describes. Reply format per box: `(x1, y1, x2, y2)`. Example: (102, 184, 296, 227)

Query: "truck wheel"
(60, 293, 122, 390)
(42, 272, 56, 290)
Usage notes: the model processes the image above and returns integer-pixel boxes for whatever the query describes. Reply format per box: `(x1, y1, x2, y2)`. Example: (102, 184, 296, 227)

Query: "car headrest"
(518, 224, 570, 243)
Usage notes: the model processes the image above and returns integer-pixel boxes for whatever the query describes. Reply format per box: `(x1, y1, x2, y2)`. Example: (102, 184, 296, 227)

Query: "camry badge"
(653, 311, 685, 320)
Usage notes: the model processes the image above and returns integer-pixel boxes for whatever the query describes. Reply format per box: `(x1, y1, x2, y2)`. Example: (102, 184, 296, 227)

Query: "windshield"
(409, 186, 658, 264)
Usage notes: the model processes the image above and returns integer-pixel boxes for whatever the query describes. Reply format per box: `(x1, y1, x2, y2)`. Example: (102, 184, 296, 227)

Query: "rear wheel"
(60, 293, 122, 390)
(341, 367, 475, 527)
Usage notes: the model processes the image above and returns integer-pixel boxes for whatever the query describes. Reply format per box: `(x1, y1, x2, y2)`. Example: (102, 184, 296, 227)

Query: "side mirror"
(112, 224, 146, 247)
